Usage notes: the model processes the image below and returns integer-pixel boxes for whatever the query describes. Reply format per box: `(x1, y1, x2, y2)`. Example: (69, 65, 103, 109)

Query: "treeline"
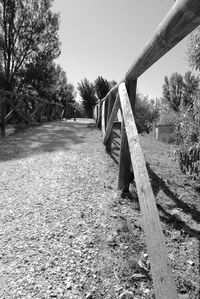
(77, 76, 159, 133)
(76, 77, 116, 118)
(157, 27, 200, 179)
(0, 0, 75, 105)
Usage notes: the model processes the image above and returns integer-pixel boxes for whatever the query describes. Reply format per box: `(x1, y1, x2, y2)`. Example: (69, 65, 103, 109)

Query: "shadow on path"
(0, 118, 96, 161)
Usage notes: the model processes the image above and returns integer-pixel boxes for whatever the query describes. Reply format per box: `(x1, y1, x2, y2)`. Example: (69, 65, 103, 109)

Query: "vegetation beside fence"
(0, 89, 74, 137)
(94, 1, 200, 298)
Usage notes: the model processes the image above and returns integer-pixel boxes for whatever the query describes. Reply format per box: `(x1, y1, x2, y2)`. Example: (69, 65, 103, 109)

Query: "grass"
(139, 133, 200, 298)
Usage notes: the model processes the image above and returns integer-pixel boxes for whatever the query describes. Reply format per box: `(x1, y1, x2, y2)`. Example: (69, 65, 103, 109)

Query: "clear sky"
(52, 0, 193, 99)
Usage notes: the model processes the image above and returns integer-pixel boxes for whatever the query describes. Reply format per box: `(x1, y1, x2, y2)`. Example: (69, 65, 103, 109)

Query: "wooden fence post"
(1, 98, 6, 137)
(104, 96, 109, 129)
(118, 82, 178, 299)
(125, 79, 137, 114)
(103, 95, 120, 146)
(118, 80, 137, 191)
(101, 100, 106, 137)
(97, 102, 102, 128)
(118, 115, 131, 191)
(106, 93, 116, 153)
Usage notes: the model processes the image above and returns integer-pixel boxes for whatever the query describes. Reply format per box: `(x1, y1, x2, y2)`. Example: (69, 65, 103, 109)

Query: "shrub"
(135, 95, 159, 133)
(171, 95, 200, 179)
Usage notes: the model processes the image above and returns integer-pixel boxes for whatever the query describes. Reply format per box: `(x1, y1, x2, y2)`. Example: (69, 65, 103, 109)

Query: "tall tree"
(94, 76, 117, 100)
(77, 78, 97, 118)
(162, 71, 199, 113)
(20, 60, 75, 103)
(182, 71, 199, 107)
(135, 94, 159, 133)
(0, 0, 60, 91)
(94, 76, 110, 100)
(162, 72, 184, 112)
(187, 26, 200, 71)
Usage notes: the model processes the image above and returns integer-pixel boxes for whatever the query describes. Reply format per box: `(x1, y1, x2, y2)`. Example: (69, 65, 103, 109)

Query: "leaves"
(171, 95, 200, 178)
(0, 0, 60, 91)
(162, 73, 184, 112)
(94, 76, 111, 100)
(77, 78, 97, 118)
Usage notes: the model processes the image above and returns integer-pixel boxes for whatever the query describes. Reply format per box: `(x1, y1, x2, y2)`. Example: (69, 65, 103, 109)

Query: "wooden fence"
(0, 89, 74, 137)
(94, 0, 200, 298)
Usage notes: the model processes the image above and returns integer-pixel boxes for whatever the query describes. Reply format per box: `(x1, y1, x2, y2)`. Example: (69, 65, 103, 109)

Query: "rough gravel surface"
(1, 120, 200, 299)
(0, 120, 146, 299)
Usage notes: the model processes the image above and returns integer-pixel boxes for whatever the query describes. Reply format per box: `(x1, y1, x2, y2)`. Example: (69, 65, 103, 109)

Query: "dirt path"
(1, 120, 200, 299)
(0, 119, 145, 299)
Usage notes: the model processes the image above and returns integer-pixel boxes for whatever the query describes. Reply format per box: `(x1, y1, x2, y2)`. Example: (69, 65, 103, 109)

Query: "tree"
(187, 25, 200, 71)
(167, 30, 200, 179)
(109, 80, 117, 89)
(172, 95, 200, 178)
(0, 0, 60, 91)
(18, 58, 75, 104)
(94, 76, 110, 100)
(160, 71, 200, 124)
(20, 60, 74, 104)
(77, 78, 97, 118)
(135, 94, 159, 133)
(182, 71, 200, 108)
(94, 76, 117, 100)
(162, 72, 184, 112)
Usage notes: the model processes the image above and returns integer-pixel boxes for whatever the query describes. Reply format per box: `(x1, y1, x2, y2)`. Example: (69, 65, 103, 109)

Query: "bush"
(159, 100, 179, 125)
(135, 95, 159, 133)
(171, 96, 200, 179)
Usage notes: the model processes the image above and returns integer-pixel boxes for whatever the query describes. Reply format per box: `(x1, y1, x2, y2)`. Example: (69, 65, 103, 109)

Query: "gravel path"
(2, 120, 199, 298)
(0, 119, 144, 299)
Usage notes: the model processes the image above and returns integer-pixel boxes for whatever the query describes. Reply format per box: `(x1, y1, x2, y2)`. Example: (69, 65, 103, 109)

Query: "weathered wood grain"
(101, 101, 106, 137)
(118, 82, 178, 299)
(104, 96, 109, 129)
(101, 84, 119, 103)
(125, 79, 137, 114)
(103, 95, 120, 146)
(99, 0, 200, 102)
(5, 98, 25, 123)
(6, 97, 29, 123)
(105, 93, 117, 152)
(118, 115, 131, 190)
(0, 89, 63, 107)
(117, 109, 122, 122)
(1, 99, 6, 137)
(31, 103, 43, 119)
(125, 0, 200, 82)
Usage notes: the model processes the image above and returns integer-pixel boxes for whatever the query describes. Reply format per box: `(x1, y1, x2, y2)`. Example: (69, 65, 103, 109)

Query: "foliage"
(19, 60, 75, 104)
(159, 98, 179, 125)
(109, 80, 117, 88)
(160, 71, 199, 124)
(77, 78, 97, 118)
(162, 73, 184, 112)
(0, 0, 60, 91)
(94, 76, 117, 101)
(182, 71, 200, 107)
(135, 94, 159, 133)
(162, 34, 200, 179)
(187, 25, 200, 71)
(171, 96, 200, 179)
(94, 76, 110, 100)
(75, 102, 87, 118)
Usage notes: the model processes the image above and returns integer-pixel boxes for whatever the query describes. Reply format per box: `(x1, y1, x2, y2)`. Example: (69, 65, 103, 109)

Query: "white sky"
(52, 0, 193, 99)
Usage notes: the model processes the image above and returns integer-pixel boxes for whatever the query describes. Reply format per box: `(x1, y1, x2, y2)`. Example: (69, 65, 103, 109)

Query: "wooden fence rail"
(0, 89, 74, 137)
(94, 0, 200, 298)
